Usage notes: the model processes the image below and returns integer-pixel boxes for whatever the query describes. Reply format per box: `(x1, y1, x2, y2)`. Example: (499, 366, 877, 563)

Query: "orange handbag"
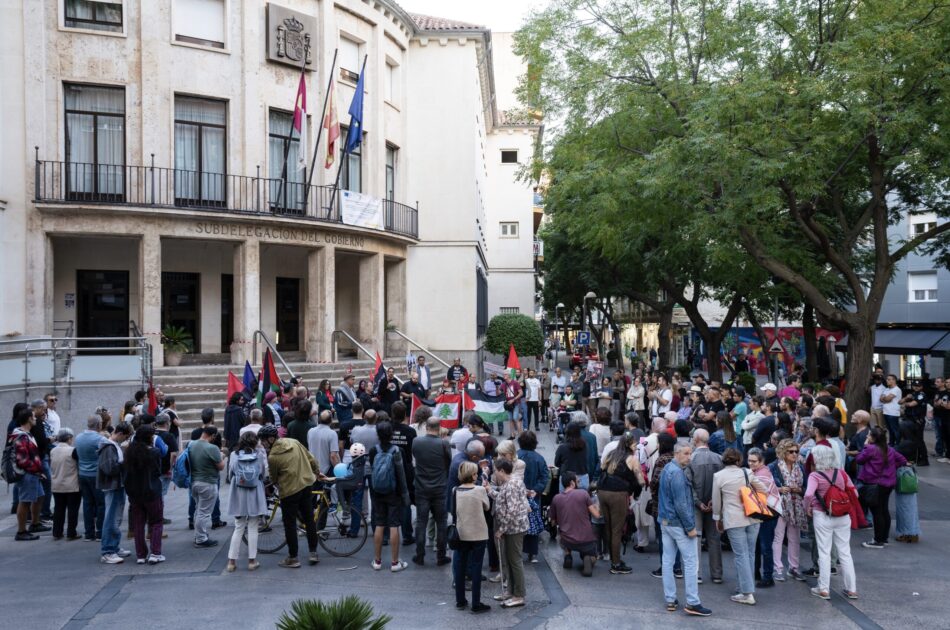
(740, 470, 777, 521)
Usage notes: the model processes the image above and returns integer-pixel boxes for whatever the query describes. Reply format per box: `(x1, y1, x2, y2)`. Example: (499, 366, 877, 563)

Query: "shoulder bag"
(896, 465, 918, 494)
(740, 470, 778, 521)
(447, 487, 461, 550)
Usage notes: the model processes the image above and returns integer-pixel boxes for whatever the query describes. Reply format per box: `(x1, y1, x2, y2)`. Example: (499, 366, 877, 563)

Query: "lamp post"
(554, 302, 565, 367)
(583, 291, 597, 334)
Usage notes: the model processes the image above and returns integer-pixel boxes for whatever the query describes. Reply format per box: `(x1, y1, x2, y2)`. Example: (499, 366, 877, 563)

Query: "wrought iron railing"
(34, 158, 419, 239)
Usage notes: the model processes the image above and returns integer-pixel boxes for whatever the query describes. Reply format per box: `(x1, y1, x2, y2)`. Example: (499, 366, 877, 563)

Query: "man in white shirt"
(44, 393, 61, 435)
(551, 367, 568, 397)
(880, 374, 903, 446)
(525, 369, 542, 431)
(240, 408, 264, 436)
(868, 373, 886, 430)
(416, 356, 432, 396)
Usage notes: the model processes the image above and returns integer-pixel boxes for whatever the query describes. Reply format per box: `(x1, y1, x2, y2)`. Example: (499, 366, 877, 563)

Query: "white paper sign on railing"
(341, 190, 383, 230)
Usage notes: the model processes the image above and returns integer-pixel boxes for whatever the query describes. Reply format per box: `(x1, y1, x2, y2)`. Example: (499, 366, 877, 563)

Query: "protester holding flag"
(223, 393, 246, 453)
(400, 372, 426, 406)
(256, 350, 282, 408)
(502, 373, 524, 440)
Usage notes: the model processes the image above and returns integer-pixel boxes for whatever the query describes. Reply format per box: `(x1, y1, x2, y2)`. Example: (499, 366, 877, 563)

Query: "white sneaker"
(730, 593, 756, 605)
(100, 553, 124, 564)
(136, 558, 146, 565)
(371, 559, 383, 571)
(116, 548, 132, 558)
(390, 560, 408, 573)
(937, 457, 950, 464)
(147, 554, 166, 564)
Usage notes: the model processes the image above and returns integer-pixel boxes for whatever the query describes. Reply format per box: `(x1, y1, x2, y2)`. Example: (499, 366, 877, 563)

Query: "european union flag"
(344, 66, 365, 154)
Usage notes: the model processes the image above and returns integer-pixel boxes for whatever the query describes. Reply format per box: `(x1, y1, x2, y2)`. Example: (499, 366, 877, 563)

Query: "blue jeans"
(728, 523, 760, 595)
(884, 414, 900, 445)
(519, 400, 528, 430)
(101, 488, 126, 555)
(79, 476, 104, 539)
(755, 517, 777, 581)
(895, 491, 920, 536)
(453, 540, 487, 606)
(41, 458, 53, 518)
(662, 525, 700, 606)
(348, 484, 365, 536)
(655, 517, 681, 573)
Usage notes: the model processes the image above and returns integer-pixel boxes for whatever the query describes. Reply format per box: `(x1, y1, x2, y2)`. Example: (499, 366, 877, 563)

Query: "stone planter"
(164, 350, 183, 367)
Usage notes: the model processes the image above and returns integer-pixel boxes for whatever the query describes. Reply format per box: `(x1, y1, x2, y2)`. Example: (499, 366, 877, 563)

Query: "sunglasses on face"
(788, 449, 799, 454)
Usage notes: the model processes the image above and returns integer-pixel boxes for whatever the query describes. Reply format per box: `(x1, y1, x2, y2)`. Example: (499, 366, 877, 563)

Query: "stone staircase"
(153, 357, 447, 434)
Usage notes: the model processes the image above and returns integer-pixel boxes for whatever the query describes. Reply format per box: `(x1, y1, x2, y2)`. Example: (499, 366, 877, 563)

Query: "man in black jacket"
(411, 412, 452, 566)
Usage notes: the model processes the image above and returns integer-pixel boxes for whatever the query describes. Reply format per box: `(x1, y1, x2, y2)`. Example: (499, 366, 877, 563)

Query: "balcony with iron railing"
(34, 156, 419, 240)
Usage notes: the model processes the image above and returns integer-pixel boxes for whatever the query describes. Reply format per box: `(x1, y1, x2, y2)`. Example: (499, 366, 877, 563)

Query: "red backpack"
(817, 470, 850, 517)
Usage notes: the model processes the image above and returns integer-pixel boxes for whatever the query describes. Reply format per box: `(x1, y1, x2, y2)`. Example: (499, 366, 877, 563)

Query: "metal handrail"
(331, 330, 376, 363)
(252, 330, 297, 381)
(387, 329, 451, 369)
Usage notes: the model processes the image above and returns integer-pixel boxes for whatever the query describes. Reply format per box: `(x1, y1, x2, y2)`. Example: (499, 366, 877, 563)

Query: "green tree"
(484, 313, 545, 357)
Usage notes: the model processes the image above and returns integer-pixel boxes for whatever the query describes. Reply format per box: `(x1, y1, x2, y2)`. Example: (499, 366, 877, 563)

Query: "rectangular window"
(65, 0, 123, 32)
(910, 212, 937, 237)
(908, 271, 938, 302)
(500, 222, 519, 238)
(385, 62, 396, 103)
(501, 149, 518, 164)
(385, 146, 396, 200)
(268, 109, 305, 214)
(500, 307, 520, 315)
(339, 125, 361, 193)
(64, 83, 125, 200)
(340, 36, 361, 82)
(174, 96, 227, 206)
(174, 0, 225, 49)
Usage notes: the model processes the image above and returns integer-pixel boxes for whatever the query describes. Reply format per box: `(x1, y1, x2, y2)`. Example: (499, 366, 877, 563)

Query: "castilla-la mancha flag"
(431, 394, 461, 429)
(323, 79, 339, 169)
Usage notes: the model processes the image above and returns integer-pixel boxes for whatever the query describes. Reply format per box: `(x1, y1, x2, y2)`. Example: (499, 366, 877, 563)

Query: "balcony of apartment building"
(33, 155, 419, 240)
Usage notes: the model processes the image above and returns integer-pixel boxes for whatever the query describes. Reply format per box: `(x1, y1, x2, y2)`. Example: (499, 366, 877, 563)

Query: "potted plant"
(277, 596, 391, 630)
(161, 325, 193, 367)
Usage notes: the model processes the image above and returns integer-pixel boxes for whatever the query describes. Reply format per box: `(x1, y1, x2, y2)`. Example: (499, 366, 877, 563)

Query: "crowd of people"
(4, 358, 947, 617)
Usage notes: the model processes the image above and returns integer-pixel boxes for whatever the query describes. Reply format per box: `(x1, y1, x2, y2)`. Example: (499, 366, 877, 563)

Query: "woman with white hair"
(50, 428, 81, 540)
(803, 444, 858, 601)
(495, 439, 525, 480)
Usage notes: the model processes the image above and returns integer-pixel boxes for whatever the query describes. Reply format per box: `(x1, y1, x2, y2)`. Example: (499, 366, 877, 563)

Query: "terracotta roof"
(409, 12, 485, 31)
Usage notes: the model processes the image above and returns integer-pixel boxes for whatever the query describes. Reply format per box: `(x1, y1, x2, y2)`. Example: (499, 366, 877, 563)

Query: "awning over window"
(835, 328, 950, 355)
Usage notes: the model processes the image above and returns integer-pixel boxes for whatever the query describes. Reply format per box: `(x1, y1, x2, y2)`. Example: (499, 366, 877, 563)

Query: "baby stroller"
(540, 465, 560, 541)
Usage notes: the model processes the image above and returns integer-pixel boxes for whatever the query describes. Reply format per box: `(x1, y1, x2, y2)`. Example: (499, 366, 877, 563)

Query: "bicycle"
(243, 480, 369, 557)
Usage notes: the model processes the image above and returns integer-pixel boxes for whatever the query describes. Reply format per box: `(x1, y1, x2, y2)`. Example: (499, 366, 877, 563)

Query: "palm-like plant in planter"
(161, 325, 193, 367)
(276, 596, 391, 630)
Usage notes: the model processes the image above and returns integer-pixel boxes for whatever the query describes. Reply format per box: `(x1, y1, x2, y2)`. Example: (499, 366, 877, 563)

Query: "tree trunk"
(843, 323, 874, 428)
(802, 303, 819, 382)
(657, 304, 673, 372)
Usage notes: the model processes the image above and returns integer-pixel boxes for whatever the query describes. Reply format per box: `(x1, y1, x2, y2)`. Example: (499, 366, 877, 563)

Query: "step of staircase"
(156, 358, 447, 433)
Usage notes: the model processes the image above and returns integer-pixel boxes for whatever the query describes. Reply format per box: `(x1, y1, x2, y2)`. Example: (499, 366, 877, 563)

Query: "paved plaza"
(2, 427, 948, 630)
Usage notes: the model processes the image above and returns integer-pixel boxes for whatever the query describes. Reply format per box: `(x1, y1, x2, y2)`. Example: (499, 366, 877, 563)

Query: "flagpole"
(326, 54, 368, 219)
(303, 48, 339, 213)
(275, 46, 312, 212)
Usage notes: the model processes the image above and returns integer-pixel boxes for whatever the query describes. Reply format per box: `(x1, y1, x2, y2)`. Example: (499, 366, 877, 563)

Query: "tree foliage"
(484, 313, 545, 357)
(518, 0, 950, 407)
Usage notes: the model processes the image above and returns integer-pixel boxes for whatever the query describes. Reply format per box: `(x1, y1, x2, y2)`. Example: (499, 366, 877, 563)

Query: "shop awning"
(835, 328, 950, 355)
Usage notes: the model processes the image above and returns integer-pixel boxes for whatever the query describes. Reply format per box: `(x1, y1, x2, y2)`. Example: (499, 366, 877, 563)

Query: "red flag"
(370, 351, 386, 390)
(292, 73, 308, 172)
(226, 371, 243, 403)
(506, 344, 521, 371)
(410, 393, 427, 421)
(146, 383, 158, 415)
(323, 79, 340, 169)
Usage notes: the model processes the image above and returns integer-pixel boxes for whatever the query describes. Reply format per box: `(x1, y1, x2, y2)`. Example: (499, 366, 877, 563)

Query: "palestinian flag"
(410, 393, 433, 422)
(506, 343, 521, 378)
(432, 394, 461, 429)
(256, 348, 281, 407)
(464, 390, 508, 425)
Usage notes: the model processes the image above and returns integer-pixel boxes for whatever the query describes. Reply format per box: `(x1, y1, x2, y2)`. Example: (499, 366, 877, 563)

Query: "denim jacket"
(658, 462, 696, 531)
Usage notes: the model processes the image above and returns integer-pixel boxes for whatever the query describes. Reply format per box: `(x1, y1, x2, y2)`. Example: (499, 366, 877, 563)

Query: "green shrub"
(676, 365, 692, 379)
(276, 596, 391, 630)
(484, 313, 545, 357)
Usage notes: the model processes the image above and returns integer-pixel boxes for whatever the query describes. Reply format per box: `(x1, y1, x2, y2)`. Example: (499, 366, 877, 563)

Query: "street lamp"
(554, 302, 565, 367)
(583, 291, 597, 334)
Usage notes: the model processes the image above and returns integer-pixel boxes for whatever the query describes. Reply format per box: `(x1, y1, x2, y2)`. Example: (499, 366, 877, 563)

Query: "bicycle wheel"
(317, 506, 368, 557)
(244, 499, 287, 554)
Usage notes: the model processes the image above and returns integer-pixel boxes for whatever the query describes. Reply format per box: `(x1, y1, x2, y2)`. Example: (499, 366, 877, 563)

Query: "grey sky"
(398, 0, 547, 32)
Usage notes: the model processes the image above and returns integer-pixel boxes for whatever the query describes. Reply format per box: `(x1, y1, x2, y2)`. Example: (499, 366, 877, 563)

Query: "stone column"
(359, 252, 384, 356)
(385, 258, 407, 356)
(232, 240, 260, 365)
(140, 231, 163, 366)
(307, 245, 336, 361)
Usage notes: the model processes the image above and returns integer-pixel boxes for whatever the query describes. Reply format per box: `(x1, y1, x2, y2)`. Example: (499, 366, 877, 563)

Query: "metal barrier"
(0, 335, 151, 398)
(332, 330, 375, 363)
(252, 330, 298, 382)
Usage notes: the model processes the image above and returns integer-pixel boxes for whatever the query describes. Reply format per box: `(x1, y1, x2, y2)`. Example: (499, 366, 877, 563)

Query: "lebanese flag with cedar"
(431, 394, 461, 429)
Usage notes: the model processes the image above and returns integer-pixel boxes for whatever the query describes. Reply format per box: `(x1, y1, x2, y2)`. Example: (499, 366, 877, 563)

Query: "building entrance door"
(275, 277, 300, 351)
(162, 272, 200, 352)
(221, 274, 233, 353)
(76, 270, 129, 349)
